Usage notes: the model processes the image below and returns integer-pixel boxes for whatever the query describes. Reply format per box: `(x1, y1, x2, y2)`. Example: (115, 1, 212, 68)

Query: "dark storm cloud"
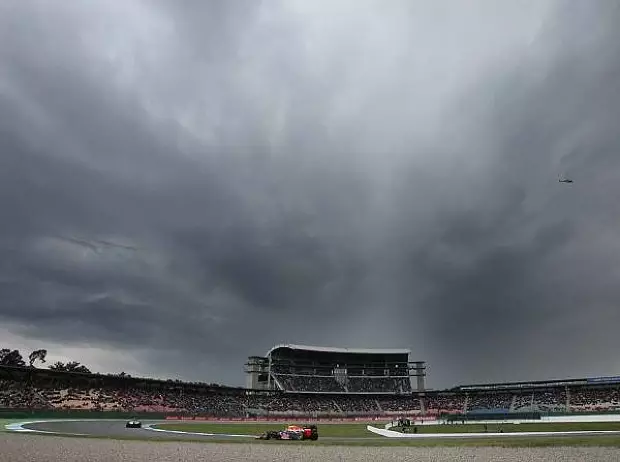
(1, 0, 620, 387)
(390, 1, 620, 386)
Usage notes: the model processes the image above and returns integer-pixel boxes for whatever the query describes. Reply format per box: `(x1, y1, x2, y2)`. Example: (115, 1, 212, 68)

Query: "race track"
(9, 420, 389, 442)
(12, 420, 251, 440)
(8, 418, 620, 442)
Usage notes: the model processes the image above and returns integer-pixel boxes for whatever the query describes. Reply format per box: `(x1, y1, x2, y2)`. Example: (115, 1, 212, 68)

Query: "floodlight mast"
(410, 361, 426, 392)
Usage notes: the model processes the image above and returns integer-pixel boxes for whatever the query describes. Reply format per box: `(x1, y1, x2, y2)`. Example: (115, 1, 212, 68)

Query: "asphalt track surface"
(22, 420, 255, 440)
(18, 420, 388, 442)
(15, 419, 620, 442)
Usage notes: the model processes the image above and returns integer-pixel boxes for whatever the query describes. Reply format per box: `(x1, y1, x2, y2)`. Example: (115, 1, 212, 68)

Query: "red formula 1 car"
(256, 424, 318, 441)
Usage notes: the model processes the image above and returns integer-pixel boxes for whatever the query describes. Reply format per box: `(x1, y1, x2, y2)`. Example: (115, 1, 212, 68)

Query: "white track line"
(3, 420, 254, 439)
(366, 425, 620, 439)
(143, 424, 255, 438)
(4, 421, 88, 436)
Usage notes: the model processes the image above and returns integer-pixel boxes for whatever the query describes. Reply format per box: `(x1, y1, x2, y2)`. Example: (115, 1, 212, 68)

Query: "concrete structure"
(245, 344, 426, 393)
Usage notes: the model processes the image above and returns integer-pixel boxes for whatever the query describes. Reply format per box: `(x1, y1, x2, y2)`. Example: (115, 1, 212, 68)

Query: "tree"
(0, 349, 25, 367)
(28, 349, 47, 368)
(49, 360, 91, 374)
(65, 361, 91, 374)
(49, 361, 66, 371)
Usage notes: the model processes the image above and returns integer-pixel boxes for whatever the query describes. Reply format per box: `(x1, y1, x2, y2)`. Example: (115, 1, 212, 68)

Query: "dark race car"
(256, 424, 318, 441)
(125, 420, 142, 429)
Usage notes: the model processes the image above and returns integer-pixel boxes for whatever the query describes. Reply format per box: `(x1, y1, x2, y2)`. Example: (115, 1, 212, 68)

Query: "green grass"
(156, 422, 374, 438)
(152, 421, 620, 447)
(156, 420, 620, 437)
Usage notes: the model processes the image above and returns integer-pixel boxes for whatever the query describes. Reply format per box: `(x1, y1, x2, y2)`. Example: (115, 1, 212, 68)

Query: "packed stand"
(512, 391, 534, 410)
(331, 395, 381, 414)
(0, 380, 53, 409)
(376, 395, 421, 413)
(0, 375, 249, 416)
(466, 392, 512, 412)
(274, 375, 345, 392)
(424, 393, 466, 413)
(275, 374, 410, 394)
(570, 386, 620, 411)
(347, 376, 411, 393)
(533, 387, 567, 412)
(247, 393, 338, 415)
(8, 365, 620, 418)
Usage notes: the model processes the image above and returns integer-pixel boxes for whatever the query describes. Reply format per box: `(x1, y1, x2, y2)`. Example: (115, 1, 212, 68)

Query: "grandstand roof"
(265, 344, 411, 357)
(456, 375, 620, 391)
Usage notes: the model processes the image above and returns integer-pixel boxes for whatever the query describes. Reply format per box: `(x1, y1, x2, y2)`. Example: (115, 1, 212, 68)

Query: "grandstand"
(4, 344, 620, 419)
(5, 363, 620, 418)
(451, 376, 620, 414)
(244, 344, 426, 394)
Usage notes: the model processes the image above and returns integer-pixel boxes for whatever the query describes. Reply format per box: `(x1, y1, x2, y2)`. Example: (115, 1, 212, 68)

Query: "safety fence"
(1, 407, 618, 421)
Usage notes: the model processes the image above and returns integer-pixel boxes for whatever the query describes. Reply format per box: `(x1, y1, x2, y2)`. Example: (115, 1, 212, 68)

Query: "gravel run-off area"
(3, 434, 620, 462)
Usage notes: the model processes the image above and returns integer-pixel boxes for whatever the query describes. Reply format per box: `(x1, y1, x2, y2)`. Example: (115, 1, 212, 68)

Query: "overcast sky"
(1, 0, 620, 389)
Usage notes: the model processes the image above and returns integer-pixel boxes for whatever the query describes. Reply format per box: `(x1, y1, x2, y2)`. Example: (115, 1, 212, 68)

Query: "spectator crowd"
(3, 368, 620, 418)
(273, 374, 411, 393)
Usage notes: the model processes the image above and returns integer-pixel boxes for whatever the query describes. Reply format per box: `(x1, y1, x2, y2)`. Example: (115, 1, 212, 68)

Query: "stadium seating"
(376, 394, 422, 413)
(347, 377, 412, 393)
(274, 375, 346, 393)
(533, 388, 567, 411)
(273, 374, 412, 394)
(467, 392, 513, 412)
(262, 344, 416, 396)
(570, 386, 620, 411)
(424, 393, 466, 413)
(512, 391, 534, 411)
(3, 367, 620, 418)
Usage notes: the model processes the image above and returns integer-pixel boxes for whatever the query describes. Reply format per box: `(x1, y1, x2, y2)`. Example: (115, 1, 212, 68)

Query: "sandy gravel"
(3, 433, 620, 462)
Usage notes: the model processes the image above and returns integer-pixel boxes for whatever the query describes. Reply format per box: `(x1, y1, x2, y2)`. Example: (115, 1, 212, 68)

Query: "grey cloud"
(1, 0, 619, 387)
(389, 1, 620, 386)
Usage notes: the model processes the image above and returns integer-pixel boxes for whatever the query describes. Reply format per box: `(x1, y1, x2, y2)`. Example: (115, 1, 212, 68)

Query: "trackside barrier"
(0, 410, 168, 420)
(163, 416, 387, 422)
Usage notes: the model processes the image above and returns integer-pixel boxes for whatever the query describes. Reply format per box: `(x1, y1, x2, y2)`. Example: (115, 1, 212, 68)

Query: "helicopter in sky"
(558, 176, 573, 184)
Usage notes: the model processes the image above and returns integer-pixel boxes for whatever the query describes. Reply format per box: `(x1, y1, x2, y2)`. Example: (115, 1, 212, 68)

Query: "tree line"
(0, 348, 91, 374)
